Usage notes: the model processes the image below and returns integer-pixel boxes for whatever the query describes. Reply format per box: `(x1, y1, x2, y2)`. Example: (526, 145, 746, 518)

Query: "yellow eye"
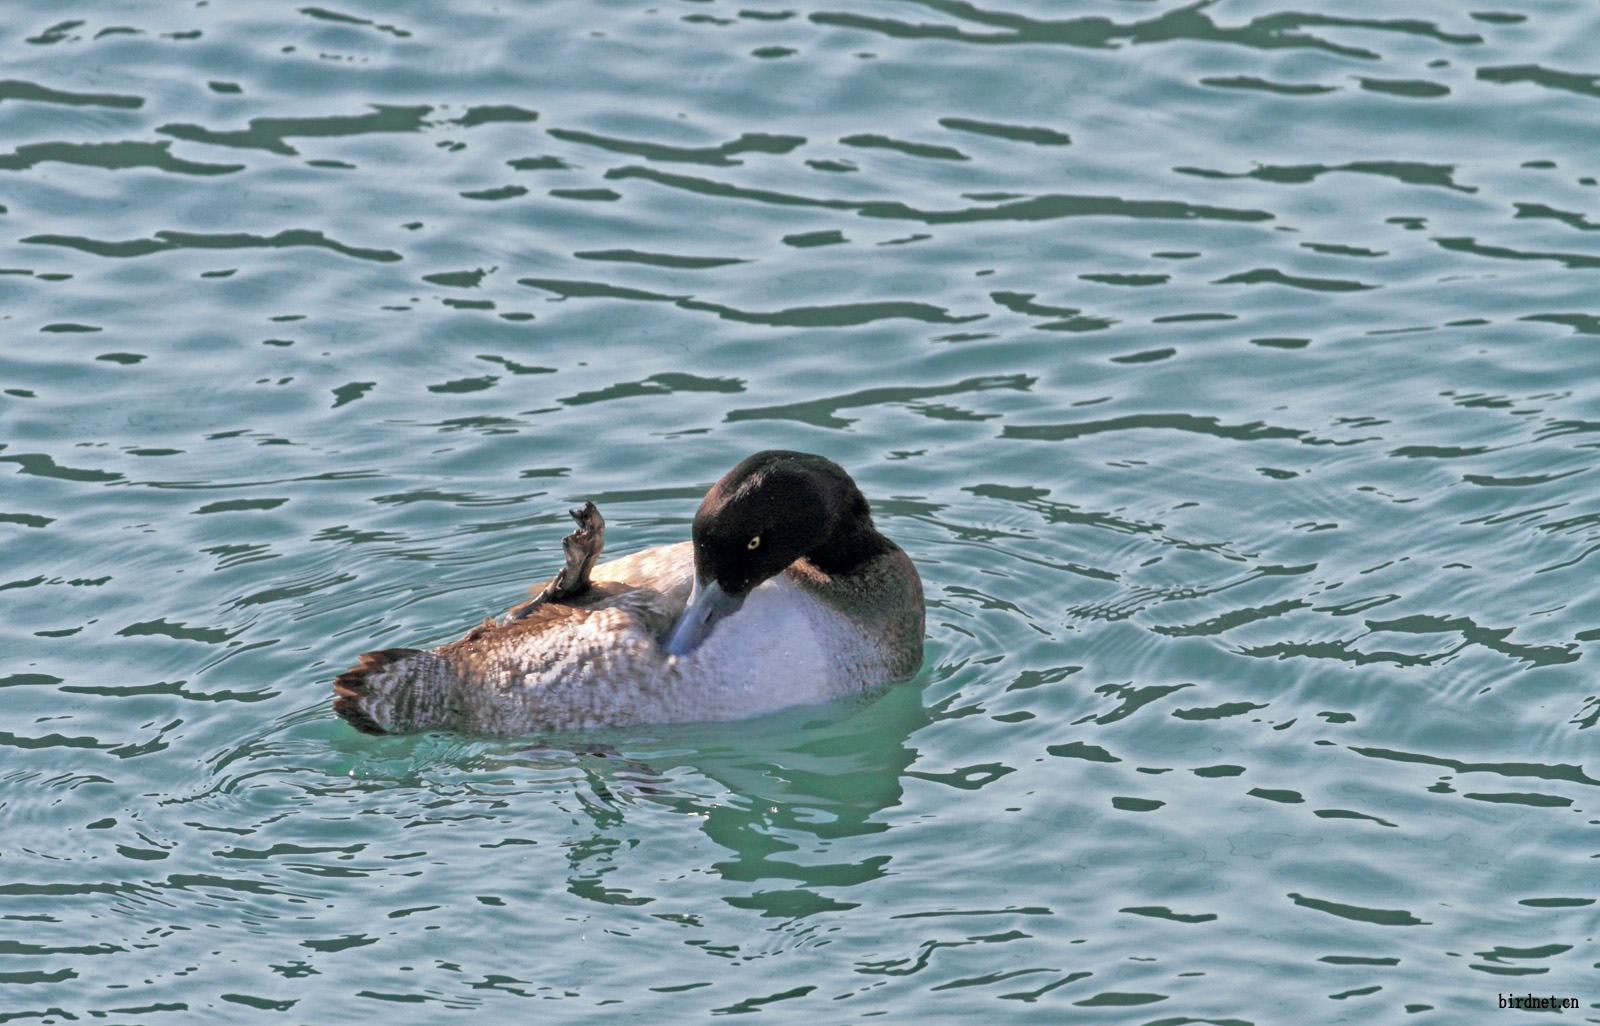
(747, 535, 761, 550)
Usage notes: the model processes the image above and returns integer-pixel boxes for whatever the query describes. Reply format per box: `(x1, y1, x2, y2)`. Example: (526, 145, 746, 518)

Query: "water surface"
(3, 0, 1599, 1021)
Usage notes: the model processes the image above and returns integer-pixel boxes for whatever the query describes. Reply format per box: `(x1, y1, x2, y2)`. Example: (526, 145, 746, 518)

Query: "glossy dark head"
(691, 450, 873, 594)
(664, 451, 892, 655)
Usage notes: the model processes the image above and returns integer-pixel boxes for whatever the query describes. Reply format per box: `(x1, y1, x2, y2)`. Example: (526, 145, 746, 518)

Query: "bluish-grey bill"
(664, 577, 746, 656)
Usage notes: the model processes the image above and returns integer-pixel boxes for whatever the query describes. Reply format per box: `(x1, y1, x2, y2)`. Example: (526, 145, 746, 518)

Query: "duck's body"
(333, 452, 925, 735)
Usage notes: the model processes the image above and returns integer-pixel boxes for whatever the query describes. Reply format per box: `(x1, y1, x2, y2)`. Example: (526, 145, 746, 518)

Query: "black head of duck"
(665, 450, 904, 655)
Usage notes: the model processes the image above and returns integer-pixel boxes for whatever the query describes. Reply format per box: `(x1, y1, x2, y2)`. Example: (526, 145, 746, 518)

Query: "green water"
(3, 0, 1598, 1021)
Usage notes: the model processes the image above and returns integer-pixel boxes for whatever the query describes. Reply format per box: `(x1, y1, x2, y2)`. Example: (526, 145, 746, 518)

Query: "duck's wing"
(332, 539, 697, 736)
(588, 540, 695, 601)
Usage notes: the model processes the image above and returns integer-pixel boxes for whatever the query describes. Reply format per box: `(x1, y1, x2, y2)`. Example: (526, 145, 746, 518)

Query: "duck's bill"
(663, 578, 746, 656)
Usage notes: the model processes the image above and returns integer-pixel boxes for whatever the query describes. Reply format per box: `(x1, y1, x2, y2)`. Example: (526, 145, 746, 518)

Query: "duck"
(332, 450, 925, 735)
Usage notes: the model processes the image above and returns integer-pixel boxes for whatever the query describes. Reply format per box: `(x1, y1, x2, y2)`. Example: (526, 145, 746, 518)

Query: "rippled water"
(4, 0, 1599, 1020)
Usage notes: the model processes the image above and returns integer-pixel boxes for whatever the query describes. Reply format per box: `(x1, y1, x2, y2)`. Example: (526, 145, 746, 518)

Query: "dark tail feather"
(333, 647, 454, 735)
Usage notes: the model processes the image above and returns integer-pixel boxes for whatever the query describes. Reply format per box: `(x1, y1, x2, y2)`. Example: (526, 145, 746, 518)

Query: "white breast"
(661, 575, 843, 721)
(584, 542, 871, 720)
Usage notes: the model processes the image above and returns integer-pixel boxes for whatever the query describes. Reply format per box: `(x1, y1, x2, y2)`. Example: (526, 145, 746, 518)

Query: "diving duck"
(333, 451, 925, 734)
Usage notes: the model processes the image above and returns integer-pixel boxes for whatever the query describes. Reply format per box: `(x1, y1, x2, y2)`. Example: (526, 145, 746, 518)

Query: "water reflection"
(533, 681, 937, 919)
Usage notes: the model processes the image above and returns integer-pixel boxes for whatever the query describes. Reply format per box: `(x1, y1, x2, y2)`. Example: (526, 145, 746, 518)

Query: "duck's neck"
(806, 495, 898, 578)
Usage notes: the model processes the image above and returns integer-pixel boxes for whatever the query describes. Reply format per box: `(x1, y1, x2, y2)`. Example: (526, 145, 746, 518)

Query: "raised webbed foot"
(506, 501, 605, 619)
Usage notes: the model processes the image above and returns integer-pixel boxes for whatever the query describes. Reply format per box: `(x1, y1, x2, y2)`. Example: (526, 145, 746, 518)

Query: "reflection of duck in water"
(547, 679, 936, 918)
(333, 451, 925, 735)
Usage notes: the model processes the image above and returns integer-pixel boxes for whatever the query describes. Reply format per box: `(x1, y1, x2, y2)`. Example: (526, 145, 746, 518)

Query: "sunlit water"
(3, 0, 1599, 1021)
